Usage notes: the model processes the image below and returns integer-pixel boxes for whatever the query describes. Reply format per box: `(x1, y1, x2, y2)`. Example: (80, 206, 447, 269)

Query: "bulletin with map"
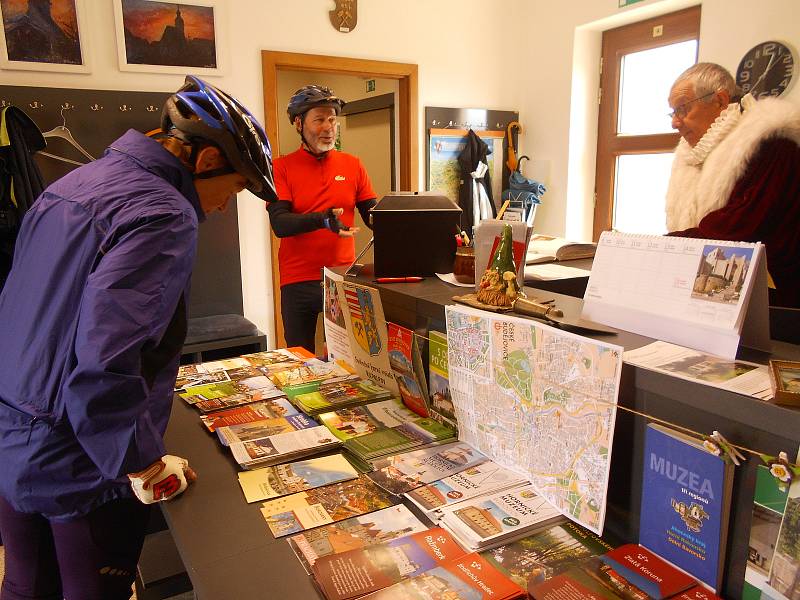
(444, 304, 623, 535)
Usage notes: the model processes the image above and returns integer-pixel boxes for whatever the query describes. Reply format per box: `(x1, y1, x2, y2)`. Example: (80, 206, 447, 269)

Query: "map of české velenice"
(445, 305, 623, 534)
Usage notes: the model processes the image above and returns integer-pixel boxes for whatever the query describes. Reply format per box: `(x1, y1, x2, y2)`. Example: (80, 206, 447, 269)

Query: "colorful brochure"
(260, 475, 395, 537)
(363, 552, 525, 599)
(198, 398, 299, 432)
(439, 485, 564, 550)
(229, 426, 341, 470)
(312, 528, 466, 600)
(237, 454, 359, 503)
(367, 442, 487, 496)
(405, 461, 527, 518)
(284, 377, 393, 415)
(387, 322, 430, 417)
(216, 413, 317, 446)
(288, 505, 428, 574)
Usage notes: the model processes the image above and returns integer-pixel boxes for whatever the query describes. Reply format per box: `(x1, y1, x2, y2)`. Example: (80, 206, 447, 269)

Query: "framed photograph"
(112, 0, 226, 75)
(769, 360, 800, 407)
(0, 0, 91, 73)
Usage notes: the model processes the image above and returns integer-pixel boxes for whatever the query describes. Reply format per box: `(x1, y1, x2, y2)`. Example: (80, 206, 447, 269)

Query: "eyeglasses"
(668, 92, 715, 120)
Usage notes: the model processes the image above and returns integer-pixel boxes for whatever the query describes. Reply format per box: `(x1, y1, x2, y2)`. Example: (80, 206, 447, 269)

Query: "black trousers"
(281, 280, 322, 354)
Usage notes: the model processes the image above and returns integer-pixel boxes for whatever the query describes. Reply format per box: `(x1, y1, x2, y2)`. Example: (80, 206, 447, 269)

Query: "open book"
(525, 234, 596, 264)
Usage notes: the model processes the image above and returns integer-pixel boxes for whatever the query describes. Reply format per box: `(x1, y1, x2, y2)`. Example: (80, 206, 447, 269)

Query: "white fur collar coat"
(665, 97, 800, 231)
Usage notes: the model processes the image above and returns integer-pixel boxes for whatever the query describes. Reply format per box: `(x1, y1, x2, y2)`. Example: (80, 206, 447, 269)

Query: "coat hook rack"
(90, 103, 103, 111)
(28, 100, 44, 110)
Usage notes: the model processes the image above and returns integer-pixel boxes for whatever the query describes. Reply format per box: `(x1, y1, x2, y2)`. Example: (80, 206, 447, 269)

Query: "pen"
(375, 277, 424, 283)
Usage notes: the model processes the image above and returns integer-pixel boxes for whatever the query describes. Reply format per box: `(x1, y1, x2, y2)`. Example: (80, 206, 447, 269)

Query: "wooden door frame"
(261, 51, 418, 347)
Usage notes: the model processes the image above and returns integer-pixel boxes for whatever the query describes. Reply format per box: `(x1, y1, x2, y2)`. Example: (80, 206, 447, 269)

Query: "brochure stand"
(582, 232, 770, 359)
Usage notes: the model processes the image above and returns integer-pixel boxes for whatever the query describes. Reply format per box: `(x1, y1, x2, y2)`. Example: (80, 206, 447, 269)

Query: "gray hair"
(672, 62, 737, 103)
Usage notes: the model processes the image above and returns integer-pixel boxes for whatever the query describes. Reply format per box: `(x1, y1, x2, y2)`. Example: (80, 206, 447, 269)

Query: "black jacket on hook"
(457, 129, 495, 230)
(0, 105, 46, 290)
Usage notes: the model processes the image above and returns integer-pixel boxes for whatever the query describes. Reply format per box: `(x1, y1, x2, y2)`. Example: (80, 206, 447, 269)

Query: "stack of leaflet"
(318, 398, 457, 471)
(438, 484, 564, 551)
(267, 358, 356, 389)
(216, 412, 318, 446)
(229, 426, 342, 470)
(404, 461, 527, 521)
(199, 397, 303, 432)
(311, 527, 467, 600)
(283, 377, 393, 416)
(528, 544, 702, 599)
(237, 454, 360, 503)
(367, 442, 488, 495)
(287, 505, 428, 574)
(359, 552, 525, 599)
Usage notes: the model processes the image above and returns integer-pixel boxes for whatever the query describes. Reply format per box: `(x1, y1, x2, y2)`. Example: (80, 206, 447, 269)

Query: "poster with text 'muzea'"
(339, 281, 400, 397)
(445, 304, 623, 535)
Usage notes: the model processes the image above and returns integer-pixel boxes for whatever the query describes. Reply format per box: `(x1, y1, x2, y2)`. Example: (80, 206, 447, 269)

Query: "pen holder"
(453, 246, 475, 284)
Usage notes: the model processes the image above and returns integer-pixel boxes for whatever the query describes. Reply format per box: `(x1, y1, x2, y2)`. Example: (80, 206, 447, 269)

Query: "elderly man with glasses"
(665, 62, 800, 308)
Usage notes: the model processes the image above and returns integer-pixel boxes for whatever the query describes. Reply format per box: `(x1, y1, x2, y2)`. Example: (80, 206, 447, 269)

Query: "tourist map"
(444, 305, 623, 534)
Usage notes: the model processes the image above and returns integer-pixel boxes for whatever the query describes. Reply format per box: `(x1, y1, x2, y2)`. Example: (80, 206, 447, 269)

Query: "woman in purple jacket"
(0, 77, 275, 600)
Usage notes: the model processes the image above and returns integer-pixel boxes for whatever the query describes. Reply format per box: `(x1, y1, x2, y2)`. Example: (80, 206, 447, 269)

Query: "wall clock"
(736, 40, 795, 98)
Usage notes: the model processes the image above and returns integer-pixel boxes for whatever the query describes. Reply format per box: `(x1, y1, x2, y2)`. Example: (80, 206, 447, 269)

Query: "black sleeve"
(356, 198, 377, 230)
(266, 200, 327, 238)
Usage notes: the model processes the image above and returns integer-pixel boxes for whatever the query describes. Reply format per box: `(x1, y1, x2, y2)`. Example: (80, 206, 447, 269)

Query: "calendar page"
(582, 232, 768, 358)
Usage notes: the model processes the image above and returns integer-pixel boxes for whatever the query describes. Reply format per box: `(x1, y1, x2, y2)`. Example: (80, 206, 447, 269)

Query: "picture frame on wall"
(0, 0, 91, 73)
(112, 0, 226, 75)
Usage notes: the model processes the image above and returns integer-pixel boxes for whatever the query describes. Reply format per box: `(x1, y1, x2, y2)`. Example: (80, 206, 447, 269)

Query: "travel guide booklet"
(405, 461, 527, 519)
(260, 475, 395, 538)
(387, 322, 430, 417)
(764, 459, 800, 600)
(439, 484, 564, 551)
(229, 425, 341, 470)
(599, 544, 696, 599)
(525, 234, 596, 264)
(312, 528, 467, 600)
(367, 442, 487, 496)
(288, 505, 428, 574)
(174, 363, 230, 391)
(178, 378, 285, 408)
(237, 454, 359, 503)
(672, 587, 723, 600)
(283, 377, 393, 416)
(268, 358, 355, 389)
(427, 330, 457, 429)
(216, 413, 318, 446)
(199, 398, 300, 432)
(362, 551, 525, 600)
(481, 521, 616, 589)
(320, 399, 455, 447)
(528, 555, 648, 600)
(639, 423, 733, 591)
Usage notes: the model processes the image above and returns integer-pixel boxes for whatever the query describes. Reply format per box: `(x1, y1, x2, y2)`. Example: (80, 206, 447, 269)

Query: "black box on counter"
(371, 192, 462, 277)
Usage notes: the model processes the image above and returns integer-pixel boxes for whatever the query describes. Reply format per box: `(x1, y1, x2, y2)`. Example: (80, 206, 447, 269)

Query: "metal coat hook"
(0, 99, 8, 108)
(28, 101, 44, 110)
(145, 104, 158, 112)
(119, 104, 132, 112)
(60, 102, 75, 112)
(90, 103, 103, 111)
(431, 119, 440, 126)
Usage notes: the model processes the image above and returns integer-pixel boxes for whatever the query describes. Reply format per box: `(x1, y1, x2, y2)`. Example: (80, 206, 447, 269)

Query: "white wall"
(3, 0, 797, 345)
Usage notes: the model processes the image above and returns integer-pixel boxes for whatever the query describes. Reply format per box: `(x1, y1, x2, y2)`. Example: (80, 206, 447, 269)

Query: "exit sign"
(366, 79, 376, 92)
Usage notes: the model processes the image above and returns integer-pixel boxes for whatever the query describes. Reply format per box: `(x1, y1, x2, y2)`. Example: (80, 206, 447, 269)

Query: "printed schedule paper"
(582, 231, 770, 359)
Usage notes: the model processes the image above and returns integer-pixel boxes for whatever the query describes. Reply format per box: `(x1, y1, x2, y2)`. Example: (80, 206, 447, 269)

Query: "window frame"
(593, 6, 701, 240)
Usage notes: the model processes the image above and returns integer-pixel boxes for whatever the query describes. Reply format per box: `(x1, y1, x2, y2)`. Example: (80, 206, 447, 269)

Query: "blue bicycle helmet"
(162, 75, 277, 201)
(287, 85, 345, 124)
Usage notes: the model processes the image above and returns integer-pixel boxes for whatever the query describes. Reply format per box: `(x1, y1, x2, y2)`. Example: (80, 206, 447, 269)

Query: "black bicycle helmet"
(287, 85, 345, 124)
(162, 75, 277, 201)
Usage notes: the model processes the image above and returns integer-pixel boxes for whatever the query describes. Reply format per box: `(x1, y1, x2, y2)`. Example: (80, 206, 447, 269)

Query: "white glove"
(128, 454, 193, 504)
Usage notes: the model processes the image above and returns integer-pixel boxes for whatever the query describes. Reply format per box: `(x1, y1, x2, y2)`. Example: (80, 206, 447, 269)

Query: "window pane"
(613, 153, 674, 234)
(618, 41, 697, 135)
